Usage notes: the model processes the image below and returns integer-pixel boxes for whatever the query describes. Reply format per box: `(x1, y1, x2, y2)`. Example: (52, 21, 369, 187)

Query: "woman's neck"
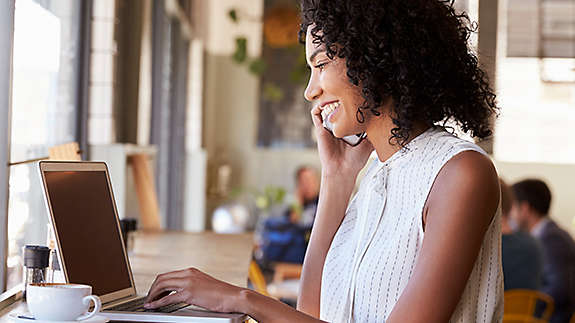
(366, 115, 429, 163)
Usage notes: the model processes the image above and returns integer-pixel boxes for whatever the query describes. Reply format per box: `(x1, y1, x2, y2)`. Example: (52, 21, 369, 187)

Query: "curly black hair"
(299, 0, 498, 145)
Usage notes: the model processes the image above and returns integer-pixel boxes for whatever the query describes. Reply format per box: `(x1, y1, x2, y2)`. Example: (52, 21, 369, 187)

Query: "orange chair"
(248, 260, 269, 297)
(248, 261, 302, 301)
(272, 262, 302, 285)
(570, 312, 575, 323)
(504, 289, 554, 323)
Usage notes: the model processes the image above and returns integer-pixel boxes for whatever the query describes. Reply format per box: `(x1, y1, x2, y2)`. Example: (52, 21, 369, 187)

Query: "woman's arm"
(297, 174, 356, 316)
(144, 267, 327, 323)
(239, 288, 328, 322)
(297, 103, 374, 316)
(386, 150, 500, 323)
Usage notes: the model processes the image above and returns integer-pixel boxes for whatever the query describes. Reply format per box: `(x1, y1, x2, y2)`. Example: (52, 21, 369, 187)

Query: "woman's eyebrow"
(308, 49, 326, 66)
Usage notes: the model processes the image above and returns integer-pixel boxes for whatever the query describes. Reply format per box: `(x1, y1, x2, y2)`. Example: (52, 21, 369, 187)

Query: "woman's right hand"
(311, 104, 374, 179)
(144, 267, 244, 313)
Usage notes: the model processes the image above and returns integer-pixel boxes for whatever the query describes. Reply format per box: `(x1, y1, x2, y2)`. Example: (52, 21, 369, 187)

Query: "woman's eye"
(314, 62, 328, 71)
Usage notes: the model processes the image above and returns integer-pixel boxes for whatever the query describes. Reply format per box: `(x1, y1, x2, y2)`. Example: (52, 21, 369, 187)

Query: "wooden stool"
(128, 154, 161, 231)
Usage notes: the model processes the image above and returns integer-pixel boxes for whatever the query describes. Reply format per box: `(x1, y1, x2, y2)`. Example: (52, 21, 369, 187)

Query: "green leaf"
(248, 58, 267, 76)
(228, 9, 238, 23)
(255, 195, 269, 210)
(263, 82, 284, 102)
(232, 37, 247, 63)
(229, 187, 243, 198)
(273, 188, 286, 204)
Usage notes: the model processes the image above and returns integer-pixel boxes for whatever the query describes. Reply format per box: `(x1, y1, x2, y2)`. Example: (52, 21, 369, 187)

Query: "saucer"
(10, 313, 109, 323)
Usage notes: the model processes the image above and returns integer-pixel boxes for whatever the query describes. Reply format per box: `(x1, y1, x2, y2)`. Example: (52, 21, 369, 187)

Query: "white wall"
(203, 0, 263, 57)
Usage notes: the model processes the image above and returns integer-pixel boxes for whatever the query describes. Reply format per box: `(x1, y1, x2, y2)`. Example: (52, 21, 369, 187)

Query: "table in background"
(0, 231, 254, 322)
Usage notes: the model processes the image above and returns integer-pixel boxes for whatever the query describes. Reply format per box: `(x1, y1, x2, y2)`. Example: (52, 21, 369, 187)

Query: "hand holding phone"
(311, 103, 374, 179)
(321, 107, 367, 146)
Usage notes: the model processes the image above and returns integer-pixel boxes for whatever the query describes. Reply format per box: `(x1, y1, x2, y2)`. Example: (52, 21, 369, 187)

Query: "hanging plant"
(227, 6, 309, 102)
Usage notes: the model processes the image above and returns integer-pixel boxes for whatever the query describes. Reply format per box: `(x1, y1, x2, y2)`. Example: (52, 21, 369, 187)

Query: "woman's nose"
(304, 73, 322, 102)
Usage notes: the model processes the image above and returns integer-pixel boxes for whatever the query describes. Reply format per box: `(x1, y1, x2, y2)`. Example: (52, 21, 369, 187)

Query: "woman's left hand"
(144, 267, 244, 313)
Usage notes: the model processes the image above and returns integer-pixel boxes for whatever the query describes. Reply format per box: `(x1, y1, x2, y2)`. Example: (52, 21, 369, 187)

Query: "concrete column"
(477, 0, 503, 154)
(115, 0, 144, 144)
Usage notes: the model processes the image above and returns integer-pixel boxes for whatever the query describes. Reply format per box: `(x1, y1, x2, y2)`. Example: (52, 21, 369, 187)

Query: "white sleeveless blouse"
(319, 127, 503, 322)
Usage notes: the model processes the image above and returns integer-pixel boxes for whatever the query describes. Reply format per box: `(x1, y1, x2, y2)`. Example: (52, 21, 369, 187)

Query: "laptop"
(38, 161, 247, 322)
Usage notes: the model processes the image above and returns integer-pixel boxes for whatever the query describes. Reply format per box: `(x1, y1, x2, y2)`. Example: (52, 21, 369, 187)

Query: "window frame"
(76, 0, 93, 160)
(0, 0, 92, 294)
(0, 0, 16, 293)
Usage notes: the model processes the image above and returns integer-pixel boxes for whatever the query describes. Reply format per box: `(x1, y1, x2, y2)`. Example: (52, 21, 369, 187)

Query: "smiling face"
(304, 27, 368, 138)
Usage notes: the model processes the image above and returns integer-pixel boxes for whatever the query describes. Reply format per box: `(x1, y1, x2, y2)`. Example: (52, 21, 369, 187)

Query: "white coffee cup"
(27, 283, 102, 321)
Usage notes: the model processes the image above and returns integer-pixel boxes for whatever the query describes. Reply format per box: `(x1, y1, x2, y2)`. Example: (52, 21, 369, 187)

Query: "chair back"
(504, 289, 554, 323)
(248, 260, 269, 296)
(48, 142, 82, 161)
(128, 154, 161, 231)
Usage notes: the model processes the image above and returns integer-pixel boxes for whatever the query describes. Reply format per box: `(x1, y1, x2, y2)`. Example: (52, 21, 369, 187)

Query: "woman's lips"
(321, 101, 341, 122)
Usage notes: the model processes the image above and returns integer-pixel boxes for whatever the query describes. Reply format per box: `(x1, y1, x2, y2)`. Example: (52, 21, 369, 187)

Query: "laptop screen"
(43, 169, 132, 296)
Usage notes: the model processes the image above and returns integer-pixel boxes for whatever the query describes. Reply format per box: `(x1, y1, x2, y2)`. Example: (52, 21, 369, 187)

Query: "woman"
(145, 0, 503, 321)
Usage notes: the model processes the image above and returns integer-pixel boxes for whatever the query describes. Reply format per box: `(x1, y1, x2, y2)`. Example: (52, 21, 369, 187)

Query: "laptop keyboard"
(107, 297, 189, 313)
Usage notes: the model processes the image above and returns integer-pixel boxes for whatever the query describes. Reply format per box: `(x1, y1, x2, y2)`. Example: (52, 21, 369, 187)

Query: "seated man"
(288, 166, 320, 228)
(511, 179, 575, 323)
(258, 166, 320, 265)
(500, 179, 543, 291)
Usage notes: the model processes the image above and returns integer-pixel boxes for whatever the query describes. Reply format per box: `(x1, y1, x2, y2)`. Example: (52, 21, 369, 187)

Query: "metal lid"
(24, 245, 50, 269)
(120, 218, 137, 232)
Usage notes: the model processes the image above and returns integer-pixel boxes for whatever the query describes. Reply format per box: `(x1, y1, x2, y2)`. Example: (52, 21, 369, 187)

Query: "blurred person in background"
(289, 166, 320, 228)
(511, 179, 575, 323)
(258, 166, 320, 266)
(500, 178, 543, 291)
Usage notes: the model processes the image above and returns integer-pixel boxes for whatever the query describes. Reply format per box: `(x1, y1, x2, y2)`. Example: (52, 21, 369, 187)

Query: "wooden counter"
(128, 231, 253, 292)
(0, 231, 254, 321)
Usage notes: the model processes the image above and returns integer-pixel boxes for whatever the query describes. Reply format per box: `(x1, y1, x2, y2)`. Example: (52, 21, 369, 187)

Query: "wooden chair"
(248, 261, 303, 298)
(48, 142, 82, 161)
(571, 312, 575, 323)
(248, 260, 269, 297)
(272, 262, 302, 285)
(128, 154, 161, 231)
(504, 289, 554, 323)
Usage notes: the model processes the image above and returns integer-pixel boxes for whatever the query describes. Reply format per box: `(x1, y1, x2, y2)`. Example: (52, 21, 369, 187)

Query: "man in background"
(500, 179, 543, 291)
(289, 166, 320, 228)
(259, 166, 320, 265)
(511, 179, 575, 323)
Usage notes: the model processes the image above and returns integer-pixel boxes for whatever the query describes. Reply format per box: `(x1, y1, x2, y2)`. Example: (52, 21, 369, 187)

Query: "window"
(493, 0, 575, 164)
(494, 57, 575, 163)
(6, 0, 84, 290)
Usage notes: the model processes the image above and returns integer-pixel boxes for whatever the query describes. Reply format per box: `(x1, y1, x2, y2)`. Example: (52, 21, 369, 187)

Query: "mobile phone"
(322, 115, 367, 147)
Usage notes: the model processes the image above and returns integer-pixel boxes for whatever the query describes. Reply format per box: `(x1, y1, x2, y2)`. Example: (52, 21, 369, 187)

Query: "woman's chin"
(332, 130, 354, 139)
(332, 126, 355, 138)
(331, 128, 343, 138)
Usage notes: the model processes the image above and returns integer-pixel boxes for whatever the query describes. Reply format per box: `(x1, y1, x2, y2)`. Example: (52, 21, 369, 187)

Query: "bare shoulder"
(424, 149, 500, 228)
(439, 150, 498, 191)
